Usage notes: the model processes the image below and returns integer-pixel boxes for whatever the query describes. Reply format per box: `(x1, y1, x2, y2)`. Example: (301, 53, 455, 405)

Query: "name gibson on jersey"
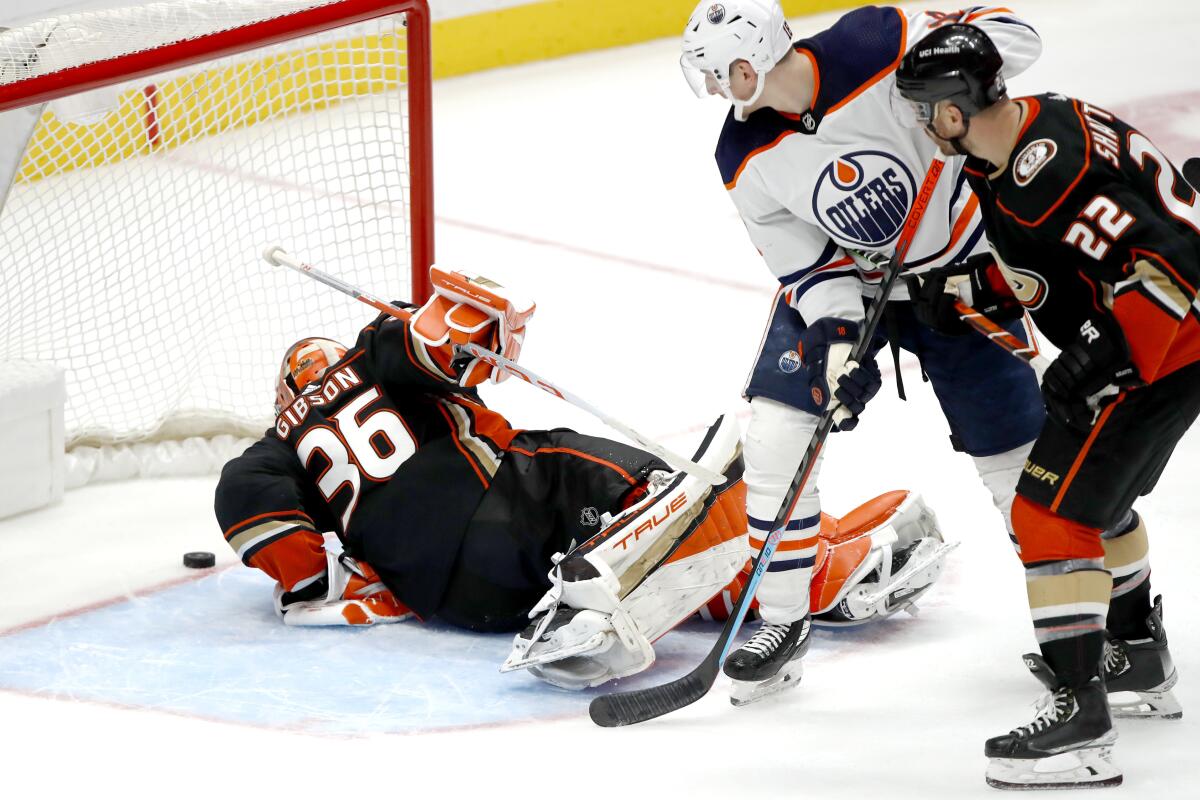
(274, 365, 363, 438)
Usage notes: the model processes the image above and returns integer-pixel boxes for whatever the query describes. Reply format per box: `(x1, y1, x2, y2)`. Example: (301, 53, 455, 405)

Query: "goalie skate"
(810, 491, 954, 626)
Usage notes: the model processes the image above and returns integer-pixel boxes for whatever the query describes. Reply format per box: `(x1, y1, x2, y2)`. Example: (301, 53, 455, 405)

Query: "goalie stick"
(261, 247, 726, 485)
(588, 153, 948, 728)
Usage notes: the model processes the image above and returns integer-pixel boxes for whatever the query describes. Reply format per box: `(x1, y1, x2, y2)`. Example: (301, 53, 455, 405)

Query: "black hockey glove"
(798, 317, 882, 432)
(1042, 319, 1142, 433)
(905, 254, 1022, 335)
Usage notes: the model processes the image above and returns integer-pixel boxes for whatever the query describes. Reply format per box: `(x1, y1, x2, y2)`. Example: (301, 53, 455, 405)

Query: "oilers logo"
(707, 4, 725, 24)
(778, 350, 802, 374)
(812, 151, 916, 247)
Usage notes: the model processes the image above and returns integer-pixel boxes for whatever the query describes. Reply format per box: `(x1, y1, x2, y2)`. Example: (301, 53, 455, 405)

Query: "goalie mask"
(274, 337, 347, 414)
(680, 0, 794, 121)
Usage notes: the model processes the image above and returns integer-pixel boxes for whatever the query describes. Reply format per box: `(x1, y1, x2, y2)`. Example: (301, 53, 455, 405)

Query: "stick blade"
(588, 659, 718, 727)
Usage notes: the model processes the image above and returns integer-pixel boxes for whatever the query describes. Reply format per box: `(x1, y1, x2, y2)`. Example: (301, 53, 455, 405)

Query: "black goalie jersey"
(216, 311, 664, 625)
(963, 93, 1200, 384)
(215, 311, 526, 619)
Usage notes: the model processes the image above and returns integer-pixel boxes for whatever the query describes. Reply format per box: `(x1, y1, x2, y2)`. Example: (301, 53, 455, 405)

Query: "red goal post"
(0, 0, 434, 457)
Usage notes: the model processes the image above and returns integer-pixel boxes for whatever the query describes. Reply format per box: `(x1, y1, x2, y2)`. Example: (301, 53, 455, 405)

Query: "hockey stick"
(953, 300, 1051, 373)
(262, 246, 726, 485)
(588, 153, 948, 728)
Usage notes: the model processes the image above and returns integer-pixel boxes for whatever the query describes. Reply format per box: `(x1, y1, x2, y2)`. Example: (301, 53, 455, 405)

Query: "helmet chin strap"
(733, 69, 769, 122)
(926, 115, 974, 157)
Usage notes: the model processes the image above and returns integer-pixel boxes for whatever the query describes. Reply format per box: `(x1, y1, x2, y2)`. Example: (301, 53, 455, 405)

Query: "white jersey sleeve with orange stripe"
(718, 5, 1042, 324)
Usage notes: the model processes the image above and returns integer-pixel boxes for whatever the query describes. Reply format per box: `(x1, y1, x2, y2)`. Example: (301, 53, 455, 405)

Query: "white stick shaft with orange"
(263, 247, 726, 485)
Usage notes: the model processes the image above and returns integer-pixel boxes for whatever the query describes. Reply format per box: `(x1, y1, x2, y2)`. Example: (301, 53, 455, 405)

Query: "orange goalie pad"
(663, 475, 748, 565)
(703, 490, 912, 620)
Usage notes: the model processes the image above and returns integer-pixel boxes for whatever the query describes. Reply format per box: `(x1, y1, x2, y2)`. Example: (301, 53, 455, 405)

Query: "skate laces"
(742, 623, 792, 657)
(1014, 688, 1073, 738)
(1103, 639, 1129, 676)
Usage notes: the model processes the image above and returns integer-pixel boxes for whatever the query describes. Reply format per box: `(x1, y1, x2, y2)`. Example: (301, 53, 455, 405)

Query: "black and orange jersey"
(215, 309, 521, 618)
(964, 93, 1200, 383)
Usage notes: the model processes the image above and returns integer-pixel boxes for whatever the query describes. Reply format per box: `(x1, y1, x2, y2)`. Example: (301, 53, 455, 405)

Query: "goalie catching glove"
(410, 267, 536, 386)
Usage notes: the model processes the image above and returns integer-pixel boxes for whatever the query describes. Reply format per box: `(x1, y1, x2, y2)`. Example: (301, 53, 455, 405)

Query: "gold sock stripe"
(1026, 569, 1113, 614)
(1102, 517, 1149, 572)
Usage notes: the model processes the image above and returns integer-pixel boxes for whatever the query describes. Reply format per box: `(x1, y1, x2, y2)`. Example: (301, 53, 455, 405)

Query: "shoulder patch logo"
(812, 151, 916, 247)
(778, 350, 802, 374)
(1013, 138, 1058, 187)
(707, 4, 725, 24)
(996, 258, 1048, 310)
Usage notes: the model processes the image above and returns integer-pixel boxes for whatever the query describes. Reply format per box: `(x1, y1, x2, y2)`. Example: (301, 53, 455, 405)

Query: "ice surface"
(2, 1, 1199, 797)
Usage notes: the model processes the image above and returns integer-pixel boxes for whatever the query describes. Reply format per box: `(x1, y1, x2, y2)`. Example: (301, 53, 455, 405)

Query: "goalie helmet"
(680, 0, 794, 121)
(274, 337, 347, 414)
(894, 23, 1005, 128)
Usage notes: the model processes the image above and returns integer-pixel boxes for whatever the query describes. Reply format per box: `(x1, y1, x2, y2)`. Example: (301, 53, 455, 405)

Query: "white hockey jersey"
(718, 6, 1042, 323)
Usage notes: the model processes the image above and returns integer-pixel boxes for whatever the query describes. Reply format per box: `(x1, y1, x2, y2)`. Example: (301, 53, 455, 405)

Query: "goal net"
(0, 0, 433, 466)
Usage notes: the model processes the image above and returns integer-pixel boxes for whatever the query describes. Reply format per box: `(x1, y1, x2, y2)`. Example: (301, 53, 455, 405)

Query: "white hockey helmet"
(680, 0, 794, 121)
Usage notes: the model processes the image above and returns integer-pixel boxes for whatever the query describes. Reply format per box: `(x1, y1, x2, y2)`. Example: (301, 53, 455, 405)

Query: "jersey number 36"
(295, 387, 417, 530)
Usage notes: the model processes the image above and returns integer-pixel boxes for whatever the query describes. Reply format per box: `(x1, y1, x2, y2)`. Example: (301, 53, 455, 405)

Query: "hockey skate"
(1104, 595, 1182, 719)
(724, 616, 811, 706)
(809, 490, 956, 626)
(985, 655, 1122, 790)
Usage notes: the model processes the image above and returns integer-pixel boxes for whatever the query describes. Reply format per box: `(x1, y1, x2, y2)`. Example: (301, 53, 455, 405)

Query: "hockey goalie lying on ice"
(214, 268, 951, 693)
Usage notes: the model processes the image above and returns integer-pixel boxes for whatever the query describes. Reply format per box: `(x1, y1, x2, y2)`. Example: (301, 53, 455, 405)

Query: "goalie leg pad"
(809, 491, 955, 626)
(503, 414, 748, 684)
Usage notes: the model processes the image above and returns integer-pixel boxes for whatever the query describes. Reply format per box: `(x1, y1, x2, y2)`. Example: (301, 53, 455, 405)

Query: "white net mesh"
(0, 1, 420, 448)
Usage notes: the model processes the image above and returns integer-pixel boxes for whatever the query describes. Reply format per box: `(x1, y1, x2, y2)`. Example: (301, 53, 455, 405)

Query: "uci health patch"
(812, 151, 916, 248)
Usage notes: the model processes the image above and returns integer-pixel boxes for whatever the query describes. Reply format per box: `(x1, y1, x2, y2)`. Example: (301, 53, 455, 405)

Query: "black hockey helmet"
(894, 23, 1005, 125)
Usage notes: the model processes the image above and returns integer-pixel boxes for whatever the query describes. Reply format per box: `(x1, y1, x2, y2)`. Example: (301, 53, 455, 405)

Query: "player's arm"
(215, 437, 411, 625)
(731, 177, 864, 323)
(362, 268, 535, 392)
(905, 7, 1042, 76)
(214, 436, 329, 593)
(1070, 180, 1200, 384)
(731, 180, 881, 427)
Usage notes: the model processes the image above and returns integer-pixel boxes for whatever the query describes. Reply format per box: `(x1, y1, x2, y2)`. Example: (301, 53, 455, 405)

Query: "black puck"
(183, 551, 216, 569)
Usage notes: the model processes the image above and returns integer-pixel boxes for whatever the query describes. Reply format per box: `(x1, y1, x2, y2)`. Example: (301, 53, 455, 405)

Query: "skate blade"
(985, 743, 1122, 790)
(729, 663, 803, 707)
(1108, 689, 1183, 720)
(859, 540, 958, 606)
(500, 631, 607, 672)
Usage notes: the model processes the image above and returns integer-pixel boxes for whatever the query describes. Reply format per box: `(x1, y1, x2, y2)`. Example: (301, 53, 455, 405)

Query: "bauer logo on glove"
(410, 266, 536, 387)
